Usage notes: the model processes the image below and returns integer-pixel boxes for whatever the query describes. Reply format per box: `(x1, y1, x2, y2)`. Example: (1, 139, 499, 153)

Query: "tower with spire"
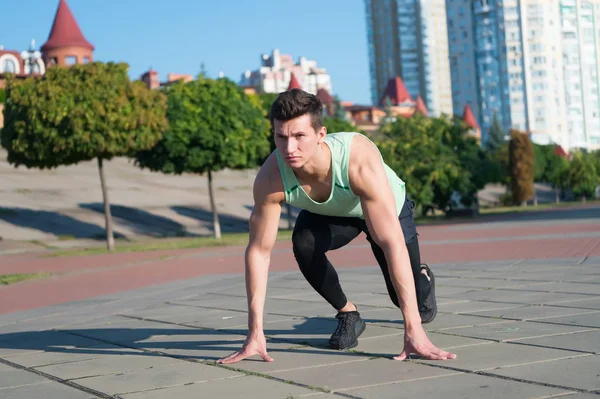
(462, 104, 481, 143)
(41, 0, 94, 67)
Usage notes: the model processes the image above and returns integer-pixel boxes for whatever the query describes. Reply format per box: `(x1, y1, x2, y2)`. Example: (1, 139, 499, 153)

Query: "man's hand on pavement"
(217, 331, 273, 365)
(394, 325, 457, 361)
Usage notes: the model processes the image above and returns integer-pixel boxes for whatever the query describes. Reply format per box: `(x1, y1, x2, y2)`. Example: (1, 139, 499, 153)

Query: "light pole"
(20, 39, 42, 75)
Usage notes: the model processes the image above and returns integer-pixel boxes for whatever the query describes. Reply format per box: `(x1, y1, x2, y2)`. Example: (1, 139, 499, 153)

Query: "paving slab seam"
(504, 339, 600, 355)
(497, 288, 600, 295)
(0, 356, 117, 399)
(332, 371, 467, 394)
(106, 375, 247, 398)
(526, 318, 600, 329)
(452, 309, 600, 322)
(419, 328, 596, 345)
(58, 329, 338, 397)
(398, 357, 600, 395)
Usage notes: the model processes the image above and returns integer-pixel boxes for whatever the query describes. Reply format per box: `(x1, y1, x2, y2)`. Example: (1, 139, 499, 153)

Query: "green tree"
(0, 88, 6, 104)
(508, 130, 535, 206)
(135, 76, 271, 238)
(333, 95, 347, 120)
(324, 117, 359, 134)
(257, 92, 279, 118)
(1, 62, 167, 251)
(532, 144, 548, 182)
(546, 154, 570, 203)
(375, 114, 491, 215)
(486, 112, 505, 153)
(567, 151, 599, 202)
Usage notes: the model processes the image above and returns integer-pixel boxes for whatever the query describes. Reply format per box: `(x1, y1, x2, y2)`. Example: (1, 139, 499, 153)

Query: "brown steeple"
(41, 0, 94, 67)
(287, 72, 302, 90)
(380, 76, 415, 106)
(463, 104, 479, 129)
(415, 96, 429, 116)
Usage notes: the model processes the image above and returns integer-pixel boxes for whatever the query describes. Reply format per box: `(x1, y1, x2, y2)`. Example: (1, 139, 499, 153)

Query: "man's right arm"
(218, 154, 284, 364)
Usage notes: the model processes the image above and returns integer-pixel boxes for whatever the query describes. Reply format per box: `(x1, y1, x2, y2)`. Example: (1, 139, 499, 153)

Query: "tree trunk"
(97, 157, 115, 252)
(582, 195, 586, 204)
(208, 169, 222, 239)
(555, 187, 560, 204)
(533, 194, 538, 207)
(286, 203, 293, 230)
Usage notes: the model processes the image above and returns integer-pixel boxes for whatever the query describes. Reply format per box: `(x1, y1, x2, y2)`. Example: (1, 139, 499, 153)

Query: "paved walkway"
(0, 212, 599, 398)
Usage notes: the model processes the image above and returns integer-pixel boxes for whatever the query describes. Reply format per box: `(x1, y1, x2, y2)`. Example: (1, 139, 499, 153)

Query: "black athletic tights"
(291, 197, 429, 311)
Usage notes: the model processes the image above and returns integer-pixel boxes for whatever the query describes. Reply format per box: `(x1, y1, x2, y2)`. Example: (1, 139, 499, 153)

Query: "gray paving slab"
(470, 304, 599, 321)
(232, 346, 370, 374)
(120, 375, 317, 399)
(517, 282, 600, 295)
(558, 297, 600, 309)
(75, 361, 242, 395)
(440, 320, 596, 341)
(0, 368, 49, 388)
(3, 344, 133, 368)
(412, 341, 588, 371)
(34, 352, 184, 380)
(423, 313, 506, 330)
(489, 354, 600, 391)
(0, 381, 98, 399)
(342, 372, 575, 399)
(171, 296, 332, 317)
(267, 358, 460, 392)
(437, 300, 521, 314)
(438, 277, 543, 289)
(181, 311, 296, 330)
(0, 331, 105, 358)
(508, 330, 600, 353)
(135, 339, 295, 362)
(532, 311, 600, 328)
(440, 288, 593, 304)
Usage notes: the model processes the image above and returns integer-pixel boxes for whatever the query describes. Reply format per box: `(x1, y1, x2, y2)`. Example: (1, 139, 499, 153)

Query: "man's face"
(273, 114, 326, 168)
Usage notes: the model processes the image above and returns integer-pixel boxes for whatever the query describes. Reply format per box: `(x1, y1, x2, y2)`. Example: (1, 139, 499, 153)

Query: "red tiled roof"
(287, 72, 302, 90)
(415, 96, 428, 116)
(316, 88, 333, 104)
(463, 104, 479, 129)
(381, 76, 414, 106)
(553, 145, 568, 158)
(41, 0, 94, 52)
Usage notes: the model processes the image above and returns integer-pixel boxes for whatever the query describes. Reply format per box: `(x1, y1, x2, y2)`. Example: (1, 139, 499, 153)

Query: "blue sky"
(3, 0, 372, 104)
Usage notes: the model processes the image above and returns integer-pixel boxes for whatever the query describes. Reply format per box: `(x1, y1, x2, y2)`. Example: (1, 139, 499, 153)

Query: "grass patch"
(480, 200, 600, 215)
(47, 230, 294, 257)
(414, 200, 600, 225)
(0, 273, 49, 285)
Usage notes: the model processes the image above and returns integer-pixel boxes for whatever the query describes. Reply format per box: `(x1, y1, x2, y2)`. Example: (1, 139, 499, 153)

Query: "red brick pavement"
(0, 219, 599, 315)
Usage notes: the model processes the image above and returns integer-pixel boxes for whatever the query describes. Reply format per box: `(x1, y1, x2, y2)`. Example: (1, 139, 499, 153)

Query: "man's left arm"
(348, 135, 456, 361)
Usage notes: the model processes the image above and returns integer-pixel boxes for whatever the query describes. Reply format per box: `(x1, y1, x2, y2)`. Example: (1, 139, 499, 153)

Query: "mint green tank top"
(275, 132, 406, 219)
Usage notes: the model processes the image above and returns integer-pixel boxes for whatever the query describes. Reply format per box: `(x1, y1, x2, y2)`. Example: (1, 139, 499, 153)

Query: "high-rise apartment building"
(364, 0, 453, 117)
(448, 0, 600, 150)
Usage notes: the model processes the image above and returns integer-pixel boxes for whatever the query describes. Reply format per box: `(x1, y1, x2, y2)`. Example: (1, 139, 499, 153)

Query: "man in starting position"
(218, 89, 456, 364)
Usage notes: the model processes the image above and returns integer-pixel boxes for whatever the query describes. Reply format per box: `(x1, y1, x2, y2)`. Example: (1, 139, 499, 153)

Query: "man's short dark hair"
(269, 88, 324, 133)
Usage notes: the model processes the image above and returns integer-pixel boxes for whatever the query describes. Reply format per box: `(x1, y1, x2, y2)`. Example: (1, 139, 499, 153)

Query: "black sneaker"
(419, 264, 437, 324)
(328, 310, 366, 350)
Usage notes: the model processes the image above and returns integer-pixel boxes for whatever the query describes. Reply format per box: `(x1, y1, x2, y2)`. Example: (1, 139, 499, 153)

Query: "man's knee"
(292, 227, 317, 263)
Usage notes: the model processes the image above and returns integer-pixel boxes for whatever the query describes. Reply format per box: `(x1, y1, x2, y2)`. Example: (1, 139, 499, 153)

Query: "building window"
(65, 56, 77, 65)
(83, 57, 90, 64)
(0, 59, 17, 73)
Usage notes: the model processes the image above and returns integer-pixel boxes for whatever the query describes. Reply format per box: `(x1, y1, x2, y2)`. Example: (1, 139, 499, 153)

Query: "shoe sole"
(421, 265, 437, 324)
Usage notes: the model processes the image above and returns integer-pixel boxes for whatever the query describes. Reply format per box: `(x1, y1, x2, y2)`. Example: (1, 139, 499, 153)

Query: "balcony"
(474, 3, 492, 15)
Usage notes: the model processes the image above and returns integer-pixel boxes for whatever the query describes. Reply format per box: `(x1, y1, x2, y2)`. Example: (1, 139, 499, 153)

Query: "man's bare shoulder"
(348, 134, 386, 195)
(348, 134, 382, 171)
(254, 151, 285, 205)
